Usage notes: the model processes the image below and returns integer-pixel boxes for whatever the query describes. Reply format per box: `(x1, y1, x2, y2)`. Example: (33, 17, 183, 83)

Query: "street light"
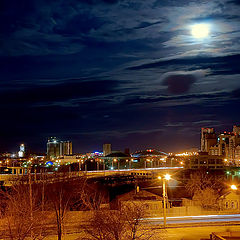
(96, 158, 99, 171)
(158, 174, 171, 228)
(231, 184, 237, 190)
(164, 174, 171, 181)
(78, 160, 81, 173)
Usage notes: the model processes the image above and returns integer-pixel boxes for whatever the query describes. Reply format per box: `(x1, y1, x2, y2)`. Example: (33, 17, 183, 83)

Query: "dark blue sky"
(1, 0, 240, 153)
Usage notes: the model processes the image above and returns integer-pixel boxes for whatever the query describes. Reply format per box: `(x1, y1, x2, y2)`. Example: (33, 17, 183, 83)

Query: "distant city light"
(175, 152, 198, 156)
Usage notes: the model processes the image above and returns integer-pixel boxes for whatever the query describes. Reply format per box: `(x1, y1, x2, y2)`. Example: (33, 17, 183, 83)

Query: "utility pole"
(28, 168, 33, 237)
(42, 169, 45, 212)
(162, 178, 167, 228)
(34, 168, 37, 181)
(97, 160, 99, 171)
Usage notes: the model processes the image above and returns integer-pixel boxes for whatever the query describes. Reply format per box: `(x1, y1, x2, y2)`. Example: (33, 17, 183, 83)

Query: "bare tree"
(185, 171, 224, 210)
(122, 203, 149, 240)
(85, 202, 152, 240)
(0, 183, 48, 240)
(193, 187, 219, 210)
(185, 171, 224, 197)
(45, 176, 90, 240)
(45, 180, 72, 240)
(86, 209, 125, 240)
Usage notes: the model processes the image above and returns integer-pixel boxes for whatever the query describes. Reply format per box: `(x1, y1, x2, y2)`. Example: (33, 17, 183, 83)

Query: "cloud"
(82, 0, 119, 4)
(1, 0, 240, 152)
(162, 73, 195, 94)
(160, 69, 208, 94)
(123, 90, 228, 106)
(0, 79, 119, 105)
(127, 54, 240, 72)
(232, 88, 240, 98)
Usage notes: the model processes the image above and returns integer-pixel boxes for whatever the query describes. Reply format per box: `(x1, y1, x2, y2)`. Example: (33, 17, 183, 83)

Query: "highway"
(143, 214, 240, 225)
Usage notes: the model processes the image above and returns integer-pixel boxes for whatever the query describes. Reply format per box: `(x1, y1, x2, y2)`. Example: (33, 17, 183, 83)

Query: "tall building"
(18, 144, 25, 158)
(47, 137, 60, 159)
(47, 137, 73, 159)
(201, 128, 217, 152)
(233, 125, 240, 135)
(60, 141, 72, 156)
(235, 146, 240, 165)
(206, 125, 240, 166)
(103, 143, 112, 156)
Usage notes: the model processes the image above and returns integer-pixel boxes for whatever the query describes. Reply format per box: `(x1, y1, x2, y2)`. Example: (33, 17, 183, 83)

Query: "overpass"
(0, 167, 183, 186)
(83, 167, 182, 178)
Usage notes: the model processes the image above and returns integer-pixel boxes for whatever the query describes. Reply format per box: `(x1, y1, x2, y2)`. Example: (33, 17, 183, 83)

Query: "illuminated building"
(132, 149, 168, 168)
(59, 155, 78, 164)
(200, 128, 217, 152)
(47, 137, 60, 159)
(101, 151, 130, 169)
(235, 146, 240, 166)
(60, 141, 72, 156)
(47, 137, 73, 159)
(103, 143, 112, 157)
(233, 125, 240, 135)
(18, 144, 25, 158)
(184, 152, 224, 170)
(207, 125, 240, 166)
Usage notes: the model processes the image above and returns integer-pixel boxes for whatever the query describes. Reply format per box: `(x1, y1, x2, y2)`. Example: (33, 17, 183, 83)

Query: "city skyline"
(1, 0, 240, 153)
(2, 124, 240, 155)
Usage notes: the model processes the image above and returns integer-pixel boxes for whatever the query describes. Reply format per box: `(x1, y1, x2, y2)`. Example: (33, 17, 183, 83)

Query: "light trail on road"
(143, 214, 240, 225)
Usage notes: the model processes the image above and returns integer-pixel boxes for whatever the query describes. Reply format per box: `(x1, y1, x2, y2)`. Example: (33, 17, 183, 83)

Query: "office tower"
(103, 143, 112, 156)
(233, 125, 240, 135)
(47, 137, 60, 159)
(235, 146, 240, 166)
(18, 144, 25, 158)
(218, 133, 231, 157)
(60, 141, 72, 156)
(208, 125, 240, 165)
(201, 128, 217, 152)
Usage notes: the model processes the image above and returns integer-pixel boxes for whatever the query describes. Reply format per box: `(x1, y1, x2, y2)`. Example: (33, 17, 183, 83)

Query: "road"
(143, 214, 240, 225)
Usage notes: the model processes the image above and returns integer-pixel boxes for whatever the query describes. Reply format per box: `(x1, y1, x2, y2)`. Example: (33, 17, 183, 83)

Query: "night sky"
(1, 0, 240, 153)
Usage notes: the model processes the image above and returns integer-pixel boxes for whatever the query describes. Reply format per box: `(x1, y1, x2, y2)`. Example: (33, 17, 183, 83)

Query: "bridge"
(0, 167, 183, 186)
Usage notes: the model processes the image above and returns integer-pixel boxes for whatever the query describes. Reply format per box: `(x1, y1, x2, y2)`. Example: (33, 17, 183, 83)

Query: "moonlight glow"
(191, 24, 210, 38)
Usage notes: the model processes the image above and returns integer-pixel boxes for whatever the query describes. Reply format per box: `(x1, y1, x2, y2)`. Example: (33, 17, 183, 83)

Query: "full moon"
(191, 24, 209, 38)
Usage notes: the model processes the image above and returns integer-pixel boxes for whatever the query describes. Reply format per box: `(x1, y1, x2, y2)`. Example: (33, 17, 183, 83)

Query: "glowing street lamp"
(164, 174, 171, 181)
(78, 160, 81, 172)
(158, 174, 171, 228)
(231, 185, 237, 190)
